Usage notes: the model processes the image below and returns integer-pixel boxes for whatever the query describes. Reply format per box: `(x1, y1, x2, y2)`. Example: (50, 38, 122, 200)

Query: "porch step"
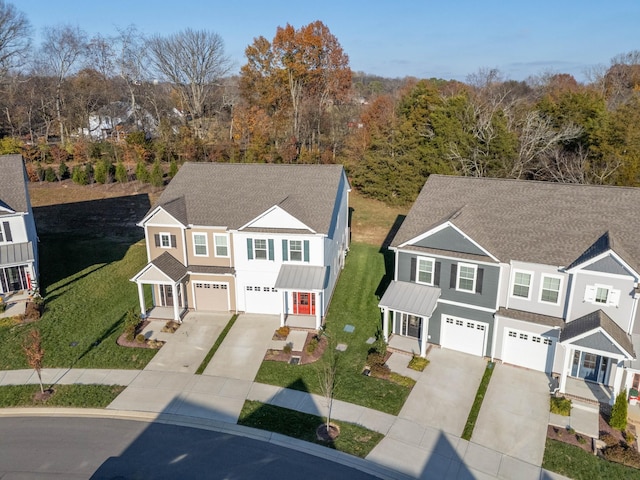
(562, 392, 600, 407)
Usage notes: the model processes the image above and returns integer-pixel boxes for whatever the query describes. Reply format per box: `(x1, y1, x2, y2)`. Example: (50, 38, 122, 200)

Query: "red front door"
(293, 292, 315, 315)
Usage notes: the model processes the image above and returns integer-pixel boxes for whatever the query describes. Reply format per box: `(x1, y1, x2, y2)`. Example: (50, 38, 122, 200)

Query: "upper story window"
(540, 275, 562, 304)
(155, 232, 176, 249)
(193, 233, 208, 256)
(214, 234, 229, 257)
(511, 270, 532, 299)
(584, 284, 620, 307)
(282, 239, 310, 262)
(247, 238, 274, 261)
(0, 221, 13, 243)
(457, 263, 477, 292)
(416, 257, 435, 285)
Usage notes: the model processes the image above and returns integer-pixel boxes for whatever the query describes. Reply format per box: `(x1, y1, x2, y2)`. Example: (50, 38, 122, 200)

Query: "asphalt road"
(0, 417, 377, 479)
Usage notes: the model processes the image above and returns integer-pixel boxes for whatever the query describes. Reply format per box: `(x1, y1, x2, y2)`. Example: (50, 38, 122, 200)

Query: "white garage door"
(193, 282, 229, 311)
(440, 316, 487, 356)
(502, 329, 555, 373)
(244, 286, 281, 314)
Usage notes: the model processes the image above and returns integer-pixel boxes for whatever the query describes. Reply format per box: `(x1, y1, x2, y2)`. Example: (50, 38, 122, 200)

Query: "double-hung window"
(193, 233, 208, 256)
(457, 263, 477, 292)
(254, 239, 268, 260)
(160, 232, 171, 248)
(540, 275, 561, 304)
(289, 240, 303, 261)
(512, 270, 532, 299)
(214, 234, 229, 257)
(416, 257, 434, 285)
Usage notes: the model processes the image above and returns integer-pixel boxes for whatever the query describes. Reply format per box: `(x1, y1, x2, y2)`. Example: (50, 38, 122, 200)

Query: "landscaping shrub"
(44, 167, 56, 182)
(115, 161, 127, 183)
(123, 309, 140, 342)
(135, 333, 146, 343)
(306, 335, 319, 354)
(603, 444, 640, 468)
(550, 396, 572, 416)
(367, 350, 390, 376)
(601, 433, 620, 447)
(610, 389, 628, 431)
(150, 160, 164, 187)
(58, 161, 69, 180)
(275, 325, 290, 338)
(71, 165, 88, 185)
(168, 159, 179, 178)
(282, 342, 293, 354)
(408, 355, 429, 371)
(135, 160, 149, 183)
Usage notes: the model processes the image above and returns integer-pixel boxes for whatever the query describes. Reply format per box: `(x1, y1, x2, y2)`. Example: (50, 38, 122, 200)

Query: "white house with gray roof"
(380, 175, 640, 404)
(0, 155, 39, 296)
(131, 163, 350, 330)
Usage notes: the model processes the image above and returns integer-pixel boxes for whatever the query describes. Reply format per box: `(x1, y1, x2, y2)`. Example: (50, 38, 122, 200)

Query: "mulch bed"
(264, 332, 328, 365)
(116, 320, 164, 349)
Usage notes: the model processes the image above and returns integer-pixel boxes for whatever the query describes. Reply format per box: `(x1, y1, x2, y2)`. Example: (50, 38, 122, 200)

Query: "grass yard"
(461, 361, 494, 440)
(255, 242, 411, 415)
(0, 384, 125, 408)
(543, 438, 640, 479)
(238, 400, 384, 458)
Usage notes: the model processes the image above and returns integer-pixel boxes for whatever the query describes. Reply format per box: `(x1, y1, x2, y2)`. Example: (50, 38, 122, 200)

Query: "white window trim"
(192, 232, 208, 256)
(214, 234, 230, 258)
(585, 283, 620, 307)
(510, 269, 534, 300)
(254, 238, 268, 260)
(289, 240, 303, 262)
(416, 256, 435, 286)
(456, 262, 477, 293)
(159, 232, 171, 249)
(539, 274, 563, 305)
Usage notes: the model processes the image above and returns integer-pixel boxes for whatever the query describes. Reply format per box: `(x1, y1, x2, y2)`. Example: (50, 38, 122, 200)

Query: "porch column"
(420, 316, 428, 358)
(382, 307, 389, 342)
(612, 359, 625, 404)
(173, 282, 180, 323)
(280, 291, 285, 327)
(315, 292, 321, 330)
(137, 282, 147, 318)
(559, 345, 571, 393)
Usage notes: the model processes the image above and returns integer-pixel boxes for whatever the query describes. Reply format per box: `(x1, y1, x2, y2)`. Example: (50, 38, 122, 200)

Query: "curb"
(0, 408, 408, 480)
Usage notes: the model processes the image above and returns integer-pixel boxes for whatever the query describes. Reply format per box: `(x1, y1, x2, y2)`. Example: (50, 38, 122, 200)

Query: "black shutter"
(476, 268, 484, 294)
(450, 264, 457, 289)
(154, 234, 160, 247)
(434, 262, 441, 286)
(170, 235, 177, 248)
(409, 257, 416, 282)
(3, 222, 12, 242)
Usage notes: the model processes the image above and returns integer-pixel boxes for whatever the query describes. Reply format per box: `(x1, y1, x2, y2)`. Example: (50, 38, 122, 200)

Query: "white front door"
(440, 315, 487, 356)
(502, 328, 556, 373)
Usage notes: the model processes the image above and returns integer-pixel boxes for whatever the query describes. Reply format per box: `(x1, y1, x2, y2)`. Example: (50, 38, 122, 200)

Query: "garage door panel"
(441, 316, 487, 357)
(194, 282, 229, 311)
(502, 328, 555, 373)
(244, 286, 281, 314)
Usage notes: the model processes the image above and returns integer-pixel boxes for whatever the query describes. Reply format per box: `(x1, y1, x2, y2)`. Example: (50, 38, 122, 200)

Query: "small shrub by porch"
(550, 396, 572, 416)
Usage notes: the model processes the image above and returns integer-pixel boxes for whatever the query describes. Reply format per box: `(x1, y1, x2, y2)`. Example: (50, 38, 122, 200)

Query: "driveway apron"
(203, 314, 280, 381)
(144, 312, 232, 373)
(399, 347, 487, 436)
(471, 362, 549, 465)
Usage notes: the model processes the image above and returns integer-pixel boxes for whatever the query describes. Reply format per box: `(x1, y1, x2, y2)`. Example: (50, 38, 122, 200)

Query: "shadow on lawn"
(375, 214, 405, 299)
(69, 311, 127, 369)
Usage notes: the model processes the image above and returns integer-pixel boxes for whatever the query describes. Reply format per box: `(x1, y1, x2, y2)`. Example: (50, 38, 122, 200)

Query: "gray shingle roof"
(149, 163, 346, 234)
(0, 155, 29, 215)
(495, 307, 564, 328)
(151, 252, 187, 282)
(560, 310, 635, 358)
(392, 175, 640, 270)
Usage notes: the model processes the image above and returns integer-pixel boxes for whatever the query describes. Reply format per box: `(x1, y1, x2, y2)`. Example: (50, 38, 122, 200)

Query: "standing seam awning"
(275, 265, 327, 290)
(379, 280, 441, 318)
(0, 242, 34, 265)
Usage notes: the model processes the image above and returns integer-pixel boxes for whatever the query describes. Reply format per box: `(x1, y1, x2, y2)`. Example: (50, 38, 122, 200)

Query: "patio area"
(563, 376, 613, 405)
(284, 314, 318, 329)
(387, 334, 421, 356)
(0, 291, 31, 319)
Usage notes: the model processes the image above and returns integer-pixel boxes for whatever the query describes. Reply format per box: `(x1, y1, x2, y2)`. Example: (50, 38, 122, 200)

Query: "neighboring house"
(0, 155, 39, 295)
(379, 175, 640, 403)
(131, 163, 350, 329)
(80, 101, 157, 140)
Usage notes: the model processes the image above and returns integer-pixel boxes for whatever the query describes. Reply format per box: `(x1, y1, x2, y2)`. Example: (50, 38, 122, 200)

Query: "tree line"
(1, 1, 640, 204)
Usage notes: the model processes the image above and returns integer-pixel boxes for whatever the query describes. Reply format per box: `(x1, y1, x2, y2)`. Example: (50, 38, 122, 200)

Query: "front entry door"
(293, 292, 315, 315)
(159, 285, 174, 307)
(400, 313, 421, 339)
(571, 350, 611, 384)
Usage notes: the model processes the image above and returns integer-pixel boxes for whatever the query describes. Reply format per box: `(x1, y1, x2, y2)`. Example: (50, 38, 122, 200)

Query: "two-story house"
(380, 175, 640, 403)
(0, 155, 39, 296)
(131, 163, 350, 329)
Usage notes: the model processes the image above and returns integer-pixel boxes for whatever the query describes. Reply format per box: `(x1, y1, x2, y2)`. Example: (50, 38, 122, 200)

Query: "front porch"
(144, 306, 187, 322)
(283, 314, 320, 330)
(388, 334, 422, 356)
(562, 376, 613, 406)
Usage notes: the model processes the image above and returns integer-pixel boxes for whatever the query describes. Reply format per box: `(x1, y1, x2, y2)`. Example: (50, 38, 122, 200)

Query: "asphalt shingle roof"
(560, 310, 635, 357)
(392, 175, 640, 270)
(0, 155, 29, 215)
(151, 252, 187, 282)
(149, 163, 346, 234)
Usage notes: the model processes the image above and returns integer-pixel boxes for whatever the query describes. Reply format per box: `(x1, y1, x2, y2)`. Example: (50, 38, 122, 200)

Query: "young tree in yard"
(610, 388, 628, 431)
(149, 159, 164, 187)
(317, 349, 340, 438)
(23, 329, 45, 394)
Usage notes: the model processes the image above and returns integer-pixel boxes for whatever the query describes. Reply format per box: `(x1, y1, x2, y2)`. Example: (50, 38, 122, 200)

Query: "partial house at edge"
(379, 174, 640, 404)
(0, 154, 39, 295)
(131, 162, 350, 329)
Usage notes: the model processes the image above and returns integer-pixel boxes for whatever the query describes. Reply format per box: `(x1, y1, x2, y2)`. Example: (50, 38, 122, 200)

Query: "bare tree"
(22, 329, 45, 394)
(147, 28, 231, 138)
(39, 25, 88, 143)
(317, 349, 340, 436)
(0, 0, 31, 80)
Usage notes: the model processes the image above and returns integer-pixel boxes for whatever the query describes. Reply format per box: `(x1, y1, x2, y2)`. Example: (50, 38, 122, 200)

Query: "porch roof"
(560, 310, 635, 358)
(150, 252, 187, 282)
(496, 307, 564, 328)
(188, 265, 235, 275)
(0, 241, 34, 265)
(274, 264, 327, 290)
(379, 280, 440, 318)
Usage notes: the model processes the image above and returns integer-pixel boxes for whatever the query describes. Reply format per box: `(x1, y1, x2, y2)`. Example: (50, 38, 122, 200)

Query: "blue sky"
(15, 0, 640, 82)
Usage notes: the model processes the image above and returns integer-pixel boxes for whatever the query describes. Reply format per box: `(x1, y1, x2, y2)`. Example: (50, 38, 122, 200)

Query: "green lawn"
(255, 242, 411, 415)
(195, 314, 238, 374)
(0, 236, 156, 370)
(0, 384, 125, 408)
(461, 361, 494, 440)
(238, 400, 384, 458)
(543, 439, 640, 479)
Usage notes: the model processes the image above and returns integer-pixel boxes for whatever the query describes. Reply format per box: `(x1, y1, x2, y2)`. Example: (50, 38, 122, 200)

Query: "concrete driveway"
(471, 363, 550, 465)
(143, 312, 232, 373)
(203, 314, 280, 381)
(398, 347, 487, 436)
